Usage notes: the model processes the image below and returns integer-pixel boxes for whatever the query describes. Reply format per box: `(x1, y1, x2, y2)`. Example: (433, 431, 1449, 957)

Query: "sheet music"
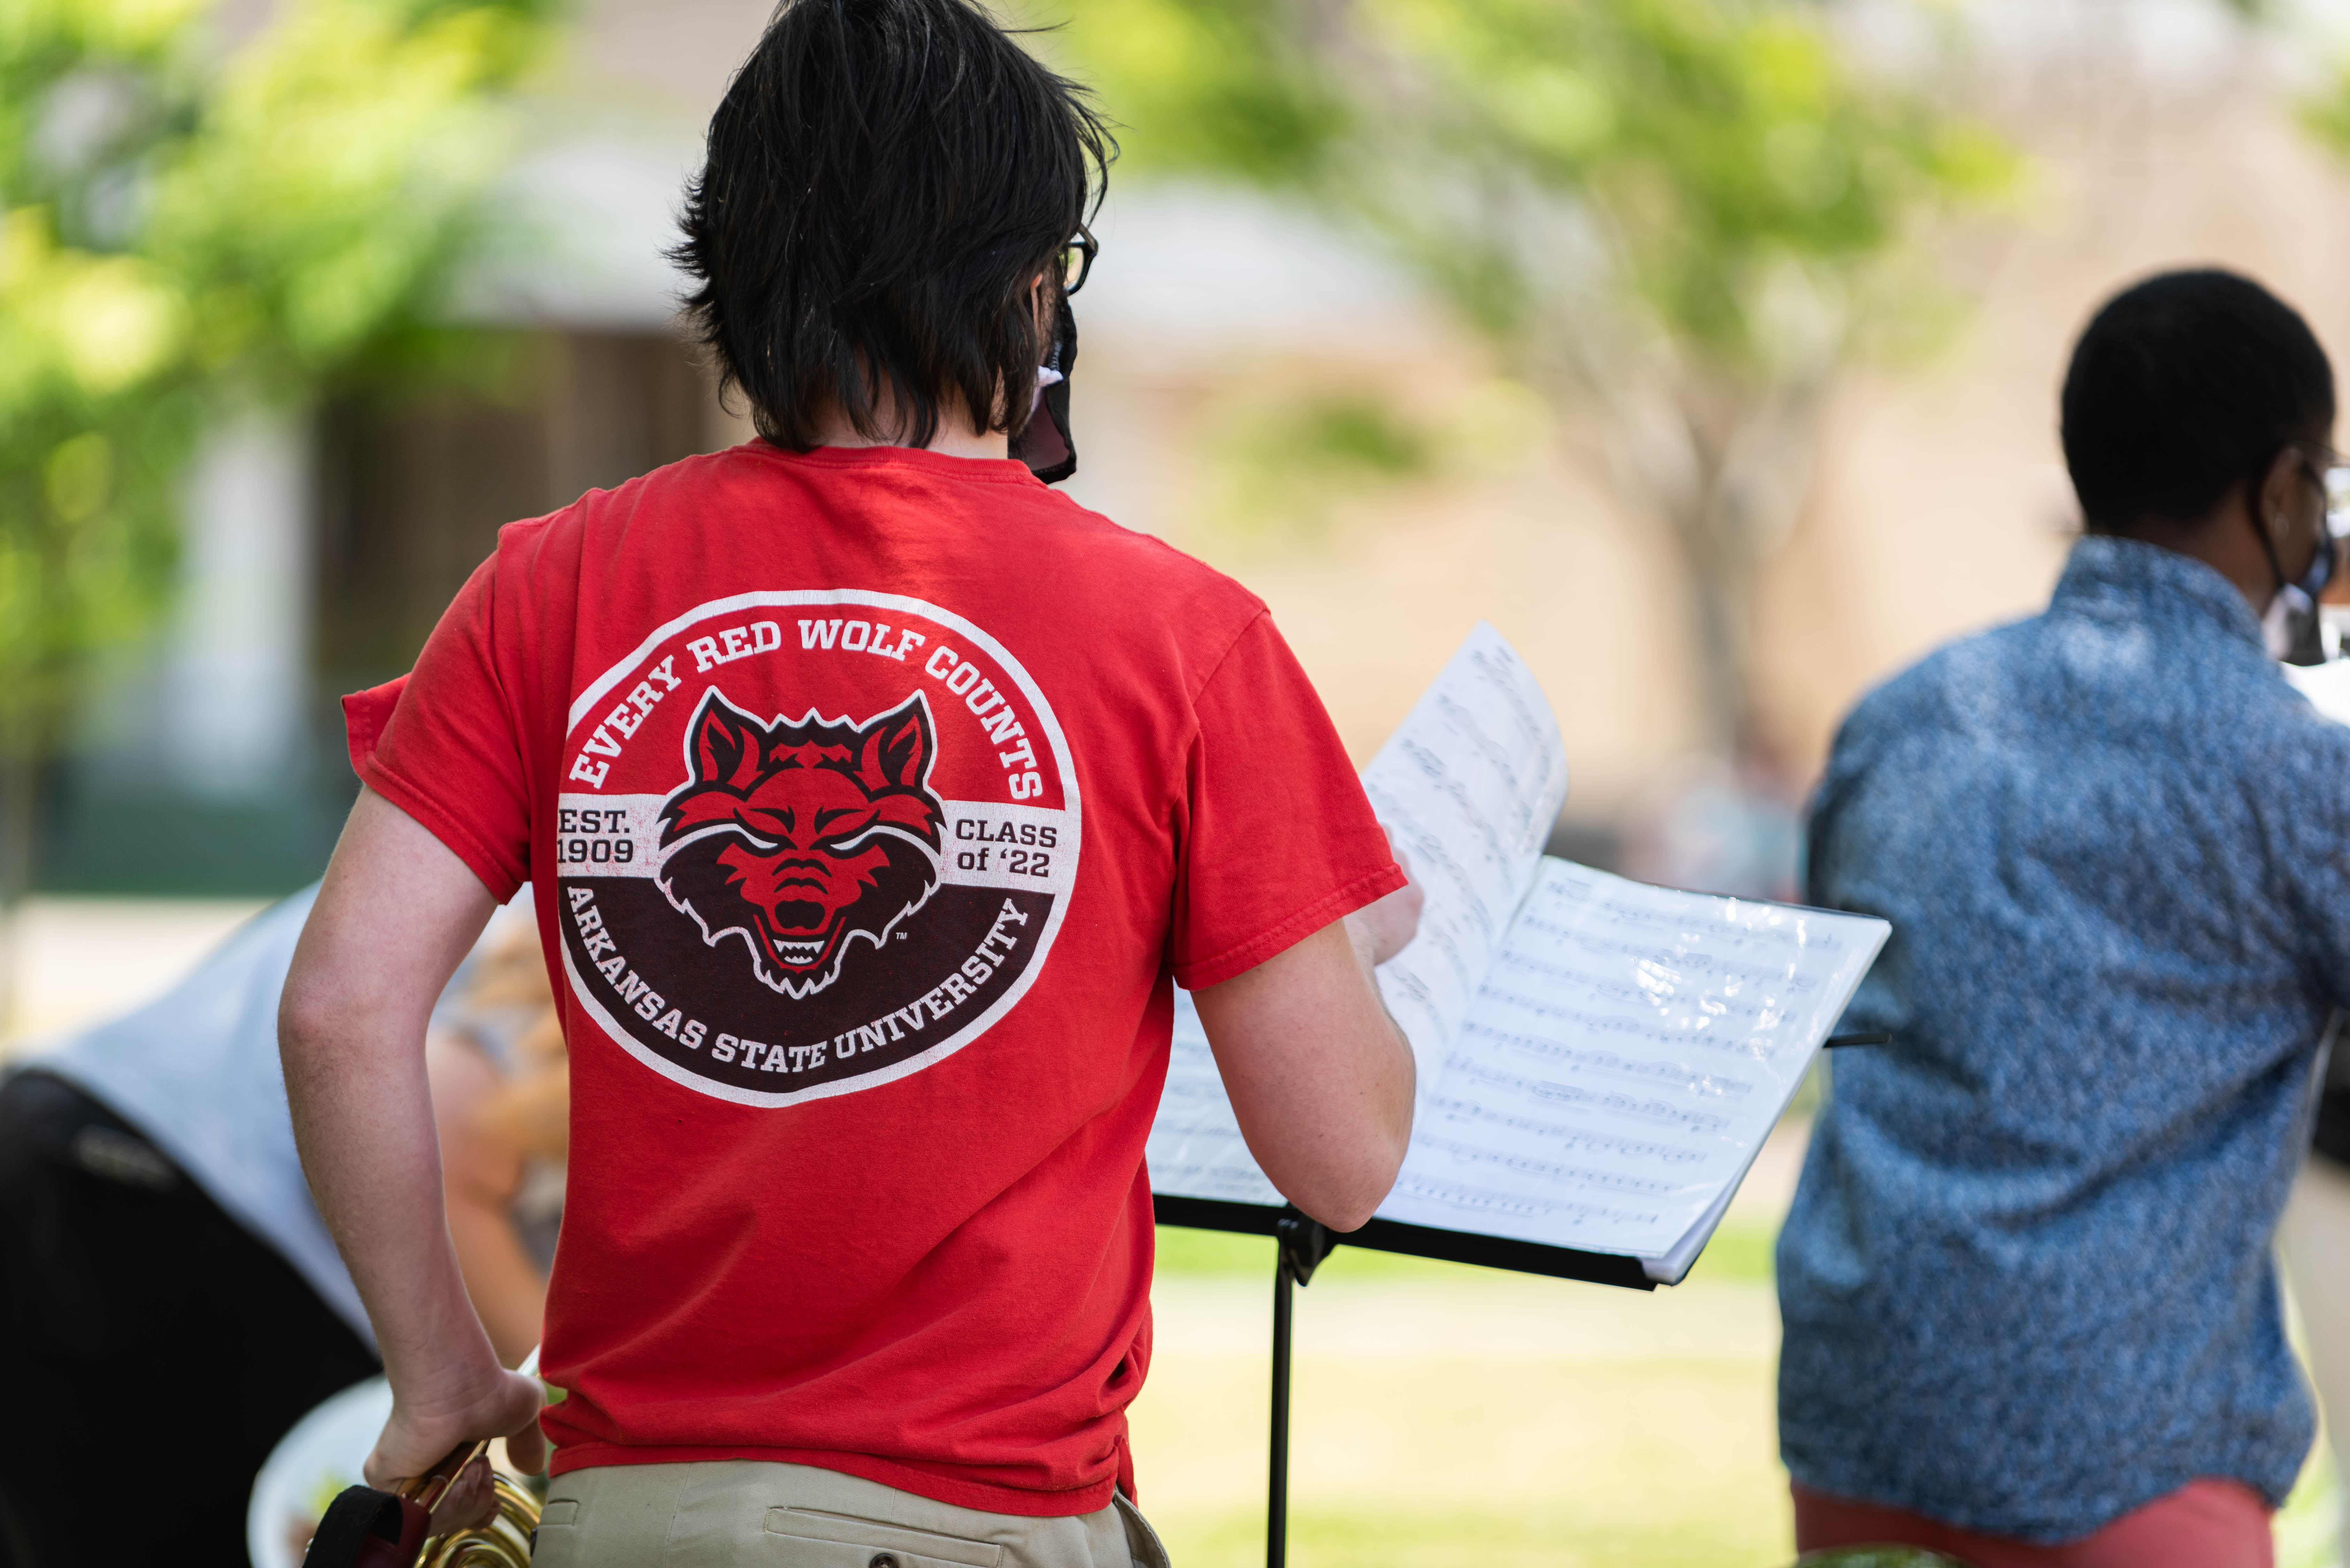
(1146, 991, 1284, 1206)
(2287, 658, 2350, 725)
(1358, 623, 1570, 1089)
(1146, 623, 1565, 1207)
(1141, 622, 1890, 1276)
(1373, 861, 1886, 1262)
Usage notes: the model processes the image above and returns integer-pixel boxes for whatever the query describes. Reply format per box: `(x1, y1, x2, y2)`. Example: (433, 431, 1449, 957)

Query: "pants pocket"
(762, 1505, 1007, 1568)
(1111, 1494, 1171, 1568)
(527, 1497, 581, 1564)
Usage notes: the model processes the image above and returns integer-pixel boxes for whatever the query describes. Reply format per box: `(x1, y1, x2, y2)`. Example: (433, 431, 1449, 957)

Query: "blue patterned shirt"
(1778, 534, 2345, 1542)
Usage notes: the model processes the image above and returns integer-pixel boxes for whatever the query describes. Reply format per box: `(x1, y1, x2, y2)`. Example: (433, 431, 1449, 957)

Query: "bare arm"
(1192, 870, 1422, 1231)
(279, 788, 547, 1505)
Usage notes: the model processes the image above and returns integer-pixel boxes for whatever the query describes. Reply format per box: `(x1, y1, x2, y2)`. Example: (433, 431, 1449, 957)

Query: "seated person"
(0, 887, 563, 1568)
(429, 921, 570, 1367)
(1778, 268, 2350, 1568)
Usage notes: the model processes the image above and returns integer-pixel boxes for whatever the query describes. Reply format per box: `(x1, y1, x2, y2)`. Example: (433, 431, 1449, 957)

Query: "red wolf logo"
(656, 690, 945, 997)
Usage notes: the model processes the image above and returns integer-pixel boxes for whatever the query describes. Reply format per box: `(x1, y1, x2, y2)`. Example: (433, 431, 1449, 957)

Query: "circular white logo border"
(557, 588, 1082, 1109)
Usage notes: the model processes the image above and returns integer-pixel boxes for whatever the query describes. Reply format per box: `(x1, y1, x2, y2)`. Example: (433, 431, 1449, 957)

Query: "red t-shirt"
(351, 441, 1401, 1516)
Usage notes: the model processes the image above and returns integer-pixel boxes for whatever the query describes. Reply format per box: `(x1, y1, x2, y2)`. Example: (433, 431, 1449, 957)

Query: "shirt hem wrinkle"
(547, 1441, 1118, 1517)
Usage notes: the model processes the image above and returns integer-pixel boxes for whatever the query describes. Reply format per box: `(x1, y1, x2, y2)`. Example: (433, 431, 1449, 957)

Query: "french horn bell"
(251, 1375, 545, 1568)
(407, 1464, 541, 1568)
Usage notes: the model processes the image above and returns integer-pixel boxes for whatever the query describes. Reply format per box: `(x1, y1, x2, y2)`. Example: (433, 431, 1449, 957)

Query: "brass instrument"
(395, 1445, 541, 1568)
(253, 1378, 544, 1568)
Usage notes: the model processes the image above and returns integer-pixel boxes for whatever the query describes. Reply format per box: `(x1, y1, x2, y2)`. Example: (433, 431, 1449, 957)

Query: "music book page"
(1145, 622, 1889, 1282)
(1145, 623, 1564, 1208)
(1357, 623, 1571, 1101)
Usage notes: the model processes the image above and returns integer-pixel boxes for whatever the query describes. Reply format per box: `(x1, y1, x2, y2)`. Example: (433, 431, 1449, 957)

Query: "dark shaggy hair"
(672, 0, 1112, 452)
(2062, 269, 2336, 535)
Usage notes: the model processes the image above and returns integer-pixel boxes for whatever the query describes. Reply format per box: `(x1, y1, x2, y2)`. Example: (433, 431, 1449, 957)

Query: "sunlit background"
(11, 0, 2350, 1563)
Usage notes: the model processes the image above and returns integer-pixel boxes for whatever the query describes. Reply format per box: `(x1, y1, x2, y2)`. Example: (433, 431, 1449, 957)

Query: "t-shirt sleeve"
(352, 556, 532, 902)
(1168, 611, 1406, 990)
(341, 676, 408, 778)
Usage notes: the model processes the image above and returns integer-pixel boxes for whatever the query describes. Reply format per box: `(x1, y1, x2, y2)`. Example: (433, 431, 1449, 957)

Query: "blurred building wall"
(40, 0, 2350, 892)
(1061, 2, 2350, 839)
(168, 410, 313, 798)
(1766, 23, 2350, 784)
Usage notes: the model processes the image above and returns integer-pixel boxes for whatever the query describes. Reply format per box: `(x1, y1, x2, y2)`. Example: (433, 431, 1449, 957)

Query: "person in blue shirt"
(1780, 268, 2349, 1568)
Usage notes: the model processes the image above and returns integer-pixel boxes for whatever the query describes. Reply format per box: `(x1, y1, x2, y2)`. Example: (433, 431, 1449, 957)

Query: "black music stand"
(1149, 1032, 1885, 1566)
(1151, 1195, 1655, 1568)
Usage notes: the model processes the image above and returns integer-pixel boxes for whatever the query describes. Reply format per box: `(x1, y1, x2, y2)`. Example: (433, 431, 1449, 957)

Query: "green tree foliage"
(1047, 0, 2014, 748)
(0, 0, 555, 818)
(2303, 48, 2350, 162)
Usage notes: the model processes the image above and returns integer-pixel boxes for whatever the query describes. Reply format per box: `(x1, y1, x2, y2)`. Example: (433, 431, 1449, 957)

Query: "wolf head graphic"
(655, 690, 945, 997)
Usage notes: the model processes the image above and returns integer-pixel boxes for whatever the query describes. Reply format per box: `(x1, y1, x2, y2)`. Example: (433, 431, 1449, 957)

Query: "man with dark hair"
(278, 3, 1421, 1564)
(1777, 266, 2349, 1568)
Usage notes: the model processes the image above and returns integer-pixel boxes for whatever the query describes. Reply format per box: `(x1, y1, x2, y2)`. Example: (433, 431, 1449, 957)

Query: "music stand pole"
(1269, 1253, 1293, 1568)
(1268, 1210, 1333, 1568)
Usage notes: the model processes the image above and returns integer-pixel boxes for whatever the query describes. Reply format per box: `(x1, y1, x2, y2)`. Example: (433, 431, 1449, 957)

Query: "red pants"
(1792, 1479, 2273, 1568)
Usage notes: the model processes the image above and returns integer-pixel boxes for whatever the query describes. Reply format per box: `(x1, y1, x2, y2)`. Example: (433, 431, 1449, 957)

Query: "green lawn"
(1135, 1222, 2343, 1568)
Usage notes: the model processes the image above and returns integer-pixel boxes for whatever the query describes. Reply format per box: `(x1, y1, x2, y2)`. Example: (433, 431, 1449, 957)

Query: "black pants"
(0, 1071, 380, 1568)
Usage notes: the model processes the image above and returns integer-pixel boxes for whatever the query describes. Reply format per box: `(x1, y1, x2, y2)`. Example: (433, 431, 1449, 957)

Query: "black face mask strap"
(2252, 507, 2291, 598)
(2248, 456, 2332, 664)
(2247, 454, 2291, 591)
(1010, 290, 1078, 485)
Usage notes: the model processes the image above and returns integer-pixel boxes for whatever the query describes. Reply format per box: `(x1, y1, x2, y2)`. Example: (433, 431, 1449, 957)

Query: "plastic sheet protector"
(1145, 623, 1889, 1281)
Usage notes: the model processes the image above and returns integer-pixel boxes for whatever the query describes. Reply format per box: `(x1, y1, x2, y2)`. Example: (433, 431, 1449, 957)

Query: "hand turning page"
(1146, 623, 1889, 1283)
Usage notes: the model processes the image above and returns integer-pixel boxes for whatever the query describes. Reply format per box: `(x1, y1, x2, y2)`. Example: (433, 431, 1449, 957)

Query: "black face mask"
(1009, 290, 1078, 485)
(2254, 465, 2337, 665)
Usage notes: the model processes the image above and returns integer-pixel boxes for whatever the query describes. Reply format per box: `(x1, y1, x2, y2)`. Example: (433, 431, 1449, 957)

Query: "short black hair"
(673, 0, 1111, 452)
(2061, 269, 2335, 534)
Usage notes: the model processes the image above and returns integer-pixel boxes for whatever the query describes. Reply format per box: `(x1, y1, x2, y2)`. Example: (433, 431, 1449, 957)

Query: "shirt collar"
(2050, 533, 2267, 652)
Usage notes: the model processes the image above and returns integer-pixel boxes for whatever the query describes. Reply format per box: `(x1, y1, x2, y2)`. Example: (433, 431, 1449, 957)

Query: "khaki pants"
(530, 1460, 1173, 1568)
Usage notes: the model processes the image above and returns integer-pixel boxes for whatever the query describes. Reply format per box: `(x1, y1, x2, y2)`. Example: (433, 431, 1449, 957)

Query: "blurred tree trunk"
(1590, 369, 1825, 752)
(1051, 0, 2011, 759)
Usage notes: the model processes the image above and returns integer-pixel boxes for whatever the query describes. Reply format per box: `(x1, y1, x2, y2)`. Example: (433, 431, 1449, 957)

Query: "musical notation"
(1460, 996, 1786, 1060)
(1143, 621, 1889, 1274)
(1360, 625, 1569, 1097)
(1458, 1025, 1758, 1100)
(1374, 859, 1884, 1256)
(1413, 1135, 1680, 1196)
(1419, 1093, 1709, 1166)
(1436, 1058, 1731, 1135)
(1388, 1175, 1655, 1230)
(1480, 973, 1800, 1029)
(1145, 995, 1283, 1206)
